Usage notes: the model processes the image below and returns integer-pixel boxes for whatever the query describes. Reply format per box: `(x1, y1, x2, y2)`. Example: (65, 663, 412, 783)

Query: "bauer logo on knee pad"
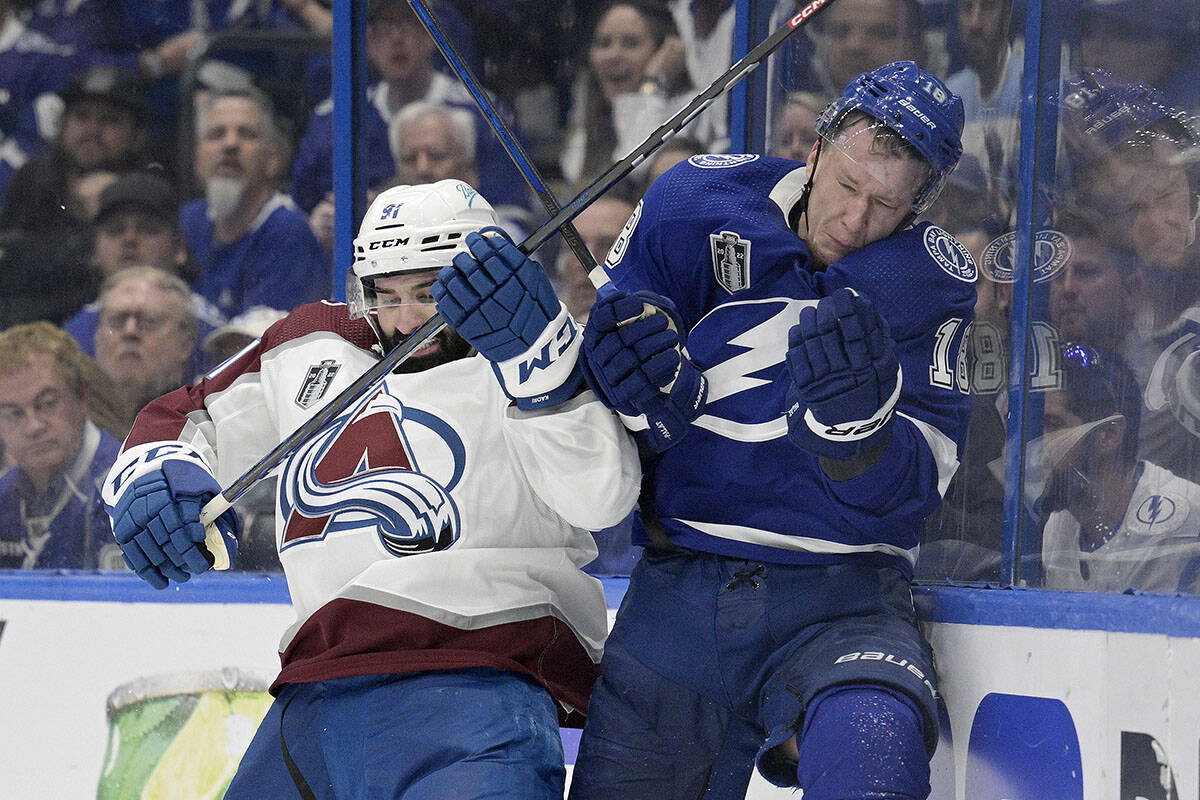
(834, 651, 937, 698)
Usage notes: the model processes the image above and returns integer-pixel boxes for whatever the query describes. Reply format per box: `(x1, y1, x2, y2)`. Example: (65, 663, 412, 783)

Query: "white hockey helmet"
(347, 179, 499, 318)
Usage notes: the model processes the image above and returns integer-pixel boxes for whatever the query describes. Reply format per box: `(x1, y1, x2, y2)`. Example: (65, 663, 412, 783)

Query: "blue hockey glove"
(103, 446, 240, 589)
(785, 288, 902, 461)
(581, 288, 707, 452)
(434, 227, 584, 410)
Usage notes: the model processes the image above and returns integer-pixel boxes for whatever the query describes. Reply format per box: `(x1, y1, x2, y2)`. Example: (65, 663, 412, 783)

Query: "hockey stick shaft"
(200, 0, 838, 559)
(406, 0, 600, 281)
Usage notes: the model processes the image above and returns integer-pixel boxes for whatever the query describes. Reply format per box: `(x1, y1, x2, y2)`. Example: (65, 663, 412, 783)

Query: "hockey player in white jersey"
(100, 180, 640, 799)
(570, 62, 976, 799)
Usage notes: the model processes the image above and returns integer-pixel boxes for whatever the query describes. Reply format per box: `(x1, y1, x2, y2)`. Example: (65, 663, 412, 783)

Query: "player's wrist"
(491, 302, 585, 410)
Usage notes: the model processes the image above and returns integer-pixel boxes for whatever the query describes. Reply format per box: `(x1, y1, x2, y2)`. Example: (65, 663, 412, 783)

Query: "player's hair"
(195, 86, 291, 174)
(390, 101, 476, 165)
(98, 265, 199, 342)
(1057, 344, 1142, 465)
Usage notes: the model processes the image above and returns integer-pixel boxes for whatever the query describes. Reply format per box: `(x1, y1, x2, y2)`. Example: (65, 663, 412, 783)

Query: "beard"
(382, 326, 472, 373)
(205, 176, 248, 222)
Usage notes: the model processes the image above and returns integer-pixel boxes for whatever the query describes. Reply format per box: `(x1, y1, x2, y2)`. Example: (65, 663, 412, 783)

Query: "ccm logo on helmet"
(368, 237, 410, 249)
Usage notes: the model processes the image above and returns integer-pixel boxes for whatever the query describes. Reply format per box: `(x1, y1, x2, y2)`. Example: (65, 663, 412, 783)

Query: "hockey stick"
(405, 0, 600, 282)
(198, 0, 838, 565)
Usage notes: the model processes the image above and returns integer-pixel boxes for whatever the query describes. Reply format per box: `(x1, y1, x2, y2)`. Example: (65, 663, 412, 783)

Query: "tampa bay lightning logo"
(1136, 494, 1177, 527)
(688, 154, 759, 169)
(687, 297, 810, 442)
(923, 226, 977, 283)
(278, 385, 465, 557)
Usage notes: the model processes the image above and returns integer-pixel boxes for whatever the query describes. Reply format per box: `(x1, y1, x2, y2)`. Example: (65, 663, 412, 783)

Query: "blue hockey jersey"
(598, 154, 977, 575)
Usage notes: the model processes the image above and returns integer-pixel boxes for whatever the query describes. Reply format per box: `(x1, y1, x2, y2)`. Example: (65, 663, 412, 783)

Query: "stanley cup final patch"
(710, 230, 751, 294)
(296, 359, 341, 409)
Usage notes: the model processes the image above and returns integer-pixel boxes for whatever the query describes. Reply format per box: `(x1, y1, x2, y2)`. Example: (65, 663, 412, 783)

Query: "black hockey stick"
(199, 0, 839, 562)
(405, 0, 599, 280)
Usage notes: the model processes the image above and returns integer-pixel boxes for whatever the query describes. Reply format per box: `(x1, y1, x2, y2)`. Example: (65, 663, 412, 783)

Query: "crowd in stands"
(2, 0, 1200, 593)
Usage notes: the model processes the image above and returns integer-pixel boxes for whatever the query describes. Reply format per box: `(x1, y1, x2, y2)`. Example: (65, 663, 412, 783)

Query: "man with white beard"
(182, 87, 329, 319)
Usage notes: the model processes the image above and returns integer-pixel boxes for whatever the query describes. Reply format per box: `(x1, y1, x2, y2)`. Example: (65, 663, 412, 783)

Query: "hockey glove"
(434, 227, 584, 410)
(785, 288, 902, 461)
(581, 288, 707, 452)
(102, 443, 240, 589)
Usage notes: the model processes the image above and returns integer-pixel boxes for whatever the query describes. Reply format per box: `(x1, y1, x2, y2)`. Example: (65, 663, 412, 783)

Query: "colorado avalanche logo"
(278, 385, 465, 557)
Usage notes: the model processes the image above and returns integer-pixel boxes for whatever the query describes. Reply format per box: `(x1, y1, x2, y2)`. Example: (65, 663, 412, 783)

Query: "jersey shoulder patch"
(922, 225, 977, 283)
(687, 153, 760, 169)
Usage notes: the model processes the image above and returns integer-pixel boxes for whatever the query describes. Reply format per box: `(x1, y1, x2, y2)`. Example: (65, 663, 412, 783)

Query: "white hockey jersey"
(1042, 461, 1200, 594)
(104, 301, 641, 719)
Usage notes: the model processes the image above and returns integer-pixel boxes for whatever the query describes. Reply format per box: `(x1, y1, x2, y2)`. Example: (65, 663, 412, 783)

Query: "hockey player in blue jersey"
(569, 61, 977, 799)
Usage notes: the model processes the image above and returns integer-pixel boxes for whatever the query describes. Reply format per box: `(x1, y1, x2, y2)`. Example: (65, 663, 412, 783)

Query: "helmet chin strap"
(791, 139, 822, 235)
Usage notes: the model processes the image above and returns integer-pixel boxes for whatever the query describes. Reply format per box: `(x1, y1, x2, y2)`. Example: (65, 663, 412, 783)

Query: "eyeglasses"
(100, 309, 174, 334)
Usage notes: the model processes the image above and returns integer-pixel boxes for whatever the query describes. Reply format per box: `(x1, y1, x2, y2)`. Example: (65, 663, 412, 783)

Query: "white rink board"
(3, 575, 1200, 799)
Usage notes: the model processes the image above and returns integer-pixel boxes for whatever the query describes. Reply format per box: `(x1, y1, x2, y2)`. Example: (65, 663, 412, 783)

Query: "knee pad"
(795, 685, 931, 800)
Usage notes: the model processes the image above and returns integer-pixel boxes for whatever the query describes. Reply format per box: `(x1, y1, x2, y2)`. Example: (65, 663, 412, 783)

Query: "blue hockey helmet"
(1058, 67, 1200, 178)
(815, 60, 965, 215)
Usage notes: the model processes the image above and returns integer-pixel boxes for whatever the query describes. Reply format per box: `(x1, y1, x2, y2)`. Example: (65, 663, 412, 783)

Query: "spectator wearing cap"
(184, 87, 330, 320)
(63, 171, 227, 377)
(0, 64, 154, 234)
(0, 64, 158, 326)
(0, 321, 124, 570)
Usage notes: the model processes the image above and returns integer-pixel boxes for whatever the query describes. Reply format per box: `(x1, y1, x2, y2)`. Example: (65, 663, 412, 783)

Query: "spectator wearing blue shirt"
(0, 321, 123, 570)
(184, 87, 329, 318)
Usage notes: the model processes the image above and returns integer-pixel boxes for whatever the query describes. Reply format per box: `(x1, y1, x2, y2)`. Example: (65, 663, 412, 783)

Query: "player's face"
(1079, 146, 1195, 272)
(195, 97, 279, 189)
(92, 209, 183, 277)
(589, 5, 659, 101)
(0, 353, 87, 492)
(371, 271, 470, 371)
(801, 124, 928, 267)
